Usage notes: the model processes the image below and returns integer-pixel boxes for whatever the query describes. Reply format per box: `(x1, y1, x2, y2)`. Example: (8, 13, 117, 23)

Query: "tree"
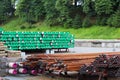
(16, 0, 31, 22)
(0, 0, 14, 23)
(111, 0, 120, 12)
(55, 0, 75, 27)
(82, 16, 91, 27)
(3, 0, 119, 27)
(16, 0, 45, 23)
(95, 0, 113, 15)
(32, 0, 45, 21)
(107, 10, 120, 27)
(42, 0, 59, 26)
(83, 0, 91, 13)
(83, 0, 95, 16)
(72, 14, 82, 28)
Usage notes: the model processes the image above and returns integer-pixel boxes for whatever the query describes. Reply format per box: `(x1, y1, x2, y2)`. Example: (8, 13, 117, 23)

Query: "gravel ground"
(5, 74, 77, 80)
(4, 75, 120, 80)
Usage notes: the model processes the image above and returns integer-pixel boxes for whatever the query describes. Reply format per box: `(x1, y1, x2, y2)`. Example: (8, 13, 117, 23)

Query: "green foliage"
(16, 0, 45, 22)
(3, 19, 120, 39)
(96, 17, 107, 26)
(100, 18, 107, 26)
(82, 17, 91, 28)
(32, 0, 45, 21)
(1, 0, 120, 28)
(107, 11, 120, 27)
(83, 0, 92, 13)
(95, 16, 101, 25)
(42, 0, 60, 26)
(83, 0, 95, 16)
(0, 0, 14, 23)
(107, 17, 112, 27)
(72, 15, 82, 28)
(55, 0, 70, 24)
(63, 18, 73, 28)
(20, 25, 26, 29)
(95, 0, 113, 15)
(16, 0, 32, 22)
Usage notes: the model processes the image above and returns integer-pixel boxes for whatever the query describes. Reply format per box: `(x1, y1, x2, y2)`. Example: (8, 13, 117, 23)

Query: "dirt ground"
(5, 75, 120, 80)
(5, 74, 77, 80)
(26, 75, 77, 80)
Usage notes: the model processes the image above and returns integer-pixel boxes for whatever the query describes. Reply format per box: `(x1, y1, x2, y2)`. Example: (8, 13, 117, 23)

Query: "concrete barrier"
(75, 39, 120, 48)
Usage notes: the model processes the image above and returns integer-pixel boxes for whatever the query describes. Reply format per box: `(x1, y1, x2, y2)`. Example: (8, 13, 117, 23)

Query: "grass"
(2, 18, 120, 39)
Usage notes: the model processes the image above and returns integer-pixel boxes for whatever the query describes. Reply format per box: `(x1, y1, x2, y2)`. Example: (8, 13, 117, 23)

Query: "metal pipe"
(18, 68, 27, 74)
(8, 62, 18, 68)
(8, 69, 17, 75)
(30, 70, 37, 75)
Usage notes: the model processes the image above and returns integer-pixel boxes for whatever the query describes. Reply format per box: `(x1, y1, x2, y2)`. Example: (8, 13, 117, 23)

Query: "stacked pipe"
(92, 54, 110, 68)
(21, 52, 120, 76)
(108, 55, 120, 77)
(109, 55, 120, 68)
(78, 54, 120, 80)
(21, 53, 100, 76)
(0, 60, 18, 76)
(1, 52, 120, 78)
(0, 58, 28, 76)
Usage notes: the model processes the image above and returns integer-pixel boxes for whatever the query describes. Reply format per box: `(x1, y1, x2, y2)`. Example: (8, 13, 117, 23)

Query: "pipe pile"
(109, 55, 120, 68)
(92, 54, 110, 68)
(22, 53, 99, 75)
(1, 51, 120, 78)
(22, 52, 120, 76)
(78, 54, 120, 80)
(0, 57, 28, 77)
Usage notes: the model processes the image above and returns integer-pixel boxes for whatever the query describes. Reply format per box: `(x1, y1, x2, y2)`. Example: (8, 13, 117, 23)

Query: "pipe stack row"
(1, 52, 120, 78)
(21, 53, 100, 76)
(0, 31, 74, 50)
(78, 54, 120, 80)
(0, 58, 27, 77)
(21, 52, 120, 76)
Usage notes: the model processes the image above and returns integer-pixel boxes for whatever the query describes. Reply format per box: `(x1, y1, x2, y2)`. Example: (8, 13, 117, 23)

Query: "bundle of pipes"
(1, 52, 120, 77)
(109, 55, 120, 68)
(22, 53, 100, 75)
(26, 52, 120, 61)
(0, 58, 28, 77)
(78, 54, 120, 80)
(92, 54, 110, 68)
(108, 55, 120, 77)
(22, 52, 120, 76)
